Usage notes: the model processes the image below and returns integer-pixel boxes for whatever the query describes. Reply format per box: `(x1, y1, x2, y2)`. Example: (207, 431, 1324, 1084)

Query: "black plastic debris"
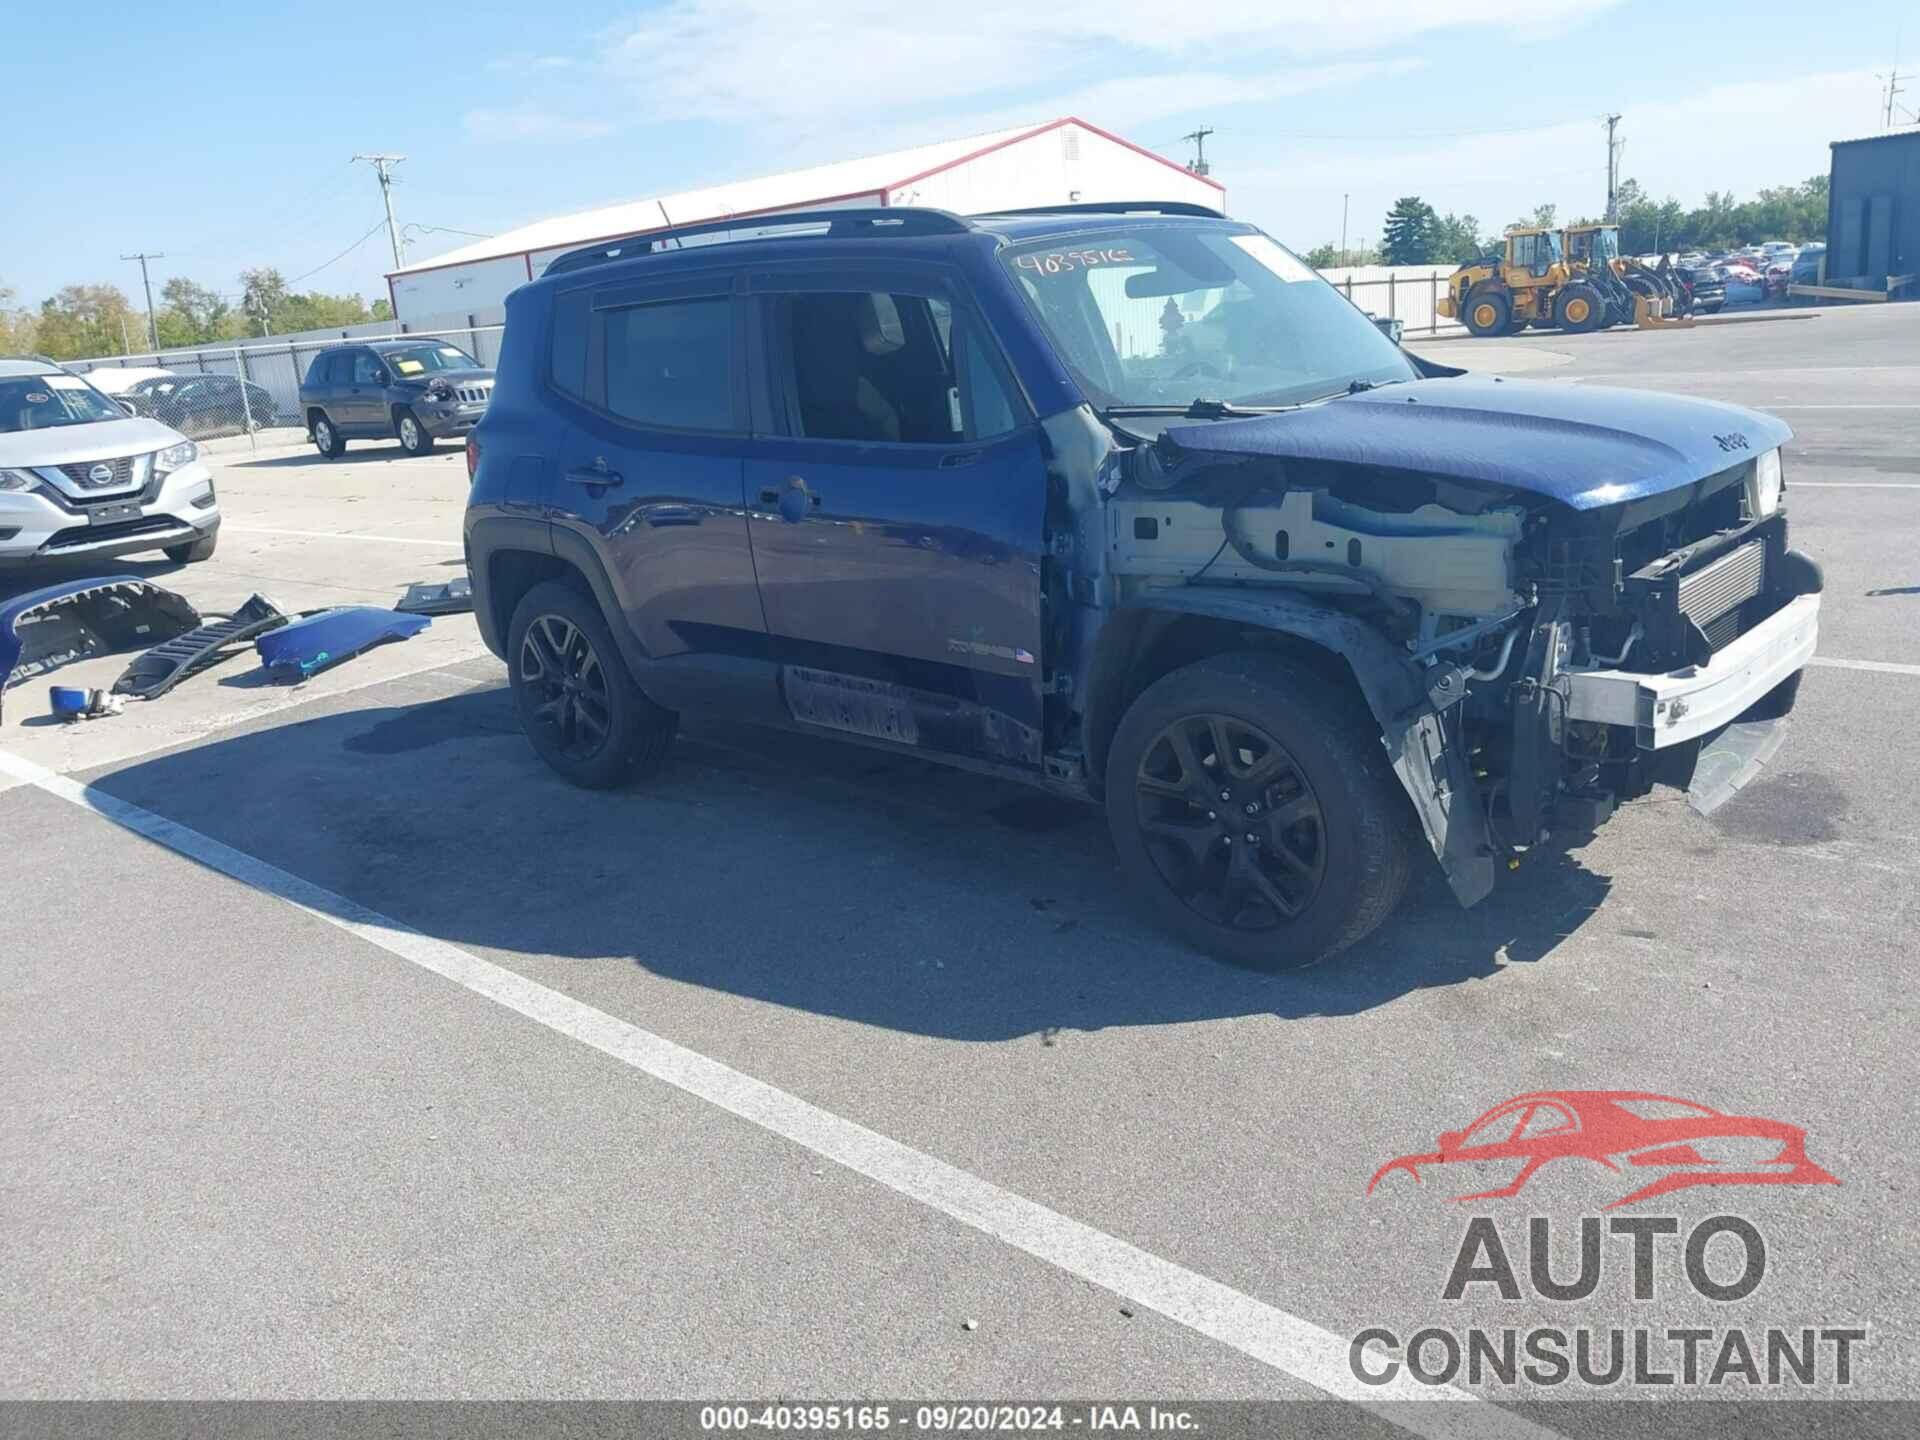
(112, 593, 289, 701)
(1, 576, 201, 720)
(395, 576, 473, 616)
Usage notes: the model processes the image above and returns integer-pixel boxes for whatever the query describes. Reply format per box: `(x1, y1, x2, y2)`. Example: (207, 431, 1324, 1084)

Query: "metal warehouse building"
(1824, 128, 1920, 295)
(386, 117, 1224, 328)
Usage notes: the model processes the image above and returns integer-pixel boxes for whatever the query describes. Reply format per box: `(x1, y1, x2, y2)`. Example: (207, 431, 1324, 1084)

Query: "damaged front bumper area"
(1566, 592, 1819, 750)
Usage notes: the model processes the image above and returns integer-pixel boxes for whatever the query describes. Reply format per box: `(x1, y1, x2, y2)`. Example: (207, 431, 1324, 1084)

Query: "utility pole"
(1880, 69, 1908, 126)
(354, 153, 408, 268)
(1340, 193, 1350, 266)
(1603, 114, 1623, 222)
(1181, 128, 1214, 178)
(121, 251, 163, 351)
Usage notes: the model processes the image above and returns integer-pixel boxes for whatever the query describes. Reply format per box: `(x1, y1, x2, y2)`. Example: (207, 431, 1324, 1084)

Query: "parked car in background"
(1681, 264, 1726, 313)
(1790, 243, 1827, 290)
(298, 340, 495, 459)
(82, 366, 176, 396)
(121, 373, 279, 439)
(465, 203, 1820, 970)
(0, 356, 220, 567)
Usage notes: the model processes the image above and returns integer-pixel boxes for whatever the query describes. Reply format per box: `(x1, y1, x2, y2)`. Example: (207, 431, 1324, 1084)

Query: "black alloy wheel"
(518, 613, 613, 762)
(1133, 711, 1328, 932)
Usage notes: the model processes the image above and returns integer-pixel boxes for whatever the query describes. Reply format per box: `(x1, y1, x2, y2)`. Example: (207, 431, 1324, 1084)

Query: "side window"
(600, 296, 734, 431)
(352, 352, 385, 385)
(770, 290, 1022, 446)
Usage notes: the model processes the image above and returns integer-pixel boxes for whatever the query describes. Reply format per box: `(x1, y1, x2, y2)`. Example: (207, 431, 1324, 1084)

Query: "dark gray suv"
(298, 339, 493, 459)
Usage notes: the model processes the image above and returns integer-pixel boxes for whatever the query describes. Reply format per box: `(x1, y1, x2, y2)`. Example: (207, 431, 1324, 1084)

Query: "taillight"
(465, 436, 480, 480)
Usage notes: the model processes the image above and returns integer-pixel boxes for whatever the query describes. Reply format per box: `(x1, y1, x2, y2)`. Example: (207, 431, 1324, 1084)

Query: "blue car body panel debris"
(1, 576, 201, 719)
(256, 606, 429, 681)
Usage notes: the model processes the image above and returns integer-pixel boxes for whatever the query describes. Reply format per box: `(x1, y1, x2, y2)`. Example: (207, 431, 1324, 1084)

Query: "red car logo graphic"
(1367, 1090, 1839, 1210)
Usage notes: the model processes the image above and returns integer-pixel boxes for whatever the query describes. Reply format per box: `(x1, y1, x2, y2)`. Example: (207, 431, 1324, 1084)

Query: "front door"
(742, 270, 1049, 768)
(345, 349, 388, 434)
(544, 273, 777, 721)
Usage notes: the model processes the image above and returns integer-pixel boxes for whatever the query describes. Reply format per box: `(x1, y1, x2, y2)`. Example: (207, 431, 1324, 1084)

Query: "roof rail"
(980, 201, 1226, 220)
(544, 207, 978, 277)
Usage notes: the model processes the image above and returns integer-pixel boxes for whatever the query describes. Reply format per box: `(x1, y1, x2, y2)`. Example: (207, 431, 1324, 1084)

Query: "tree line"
(1304, 174, 1831, 268)
(0, 269, 392, 361)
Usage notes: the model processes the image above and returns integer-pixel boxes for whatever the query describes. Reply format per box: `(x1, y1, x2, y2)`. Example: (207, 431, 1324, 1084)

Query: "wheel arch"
(1083, 587, 1497, 908)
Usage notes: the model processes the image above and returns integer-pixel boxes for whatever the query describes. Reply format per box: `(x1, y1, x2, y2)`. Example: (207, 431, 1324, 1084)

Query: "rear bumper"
(1565, 592, 1820, 748)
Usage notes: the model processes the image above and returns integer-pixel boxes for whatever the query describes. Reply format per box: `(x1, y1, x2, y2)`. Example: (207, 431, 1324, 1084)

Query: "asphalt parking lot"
(4, 308, 1917, 1438)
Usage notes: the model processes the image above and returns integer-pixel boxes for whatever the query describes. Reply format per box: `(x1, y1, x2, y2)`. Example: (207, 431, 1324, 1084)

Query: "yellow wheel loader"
(1563, 224, 1682, 326)
(1439, 228, 1610, 336)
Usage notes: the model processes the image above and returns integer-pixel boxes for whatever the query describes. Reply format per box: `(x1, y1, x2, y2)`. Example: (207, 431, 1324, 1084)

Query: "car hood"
(1161, 377, 1790, 512)
(0, 416, 187, 467)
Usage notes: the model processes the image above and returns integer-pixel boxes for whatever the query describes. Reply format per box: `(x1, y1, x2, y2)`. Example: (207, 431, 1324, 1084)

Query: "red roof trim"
(1064, 115, 1227, 194)
(886, 115, 1225, 196)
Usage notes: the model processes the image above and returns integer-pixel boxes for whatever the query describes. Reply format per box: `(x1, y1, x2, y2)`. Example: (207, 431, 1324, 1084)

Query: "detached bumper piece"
(255, 606, 430, 682)
(395, 576, 473, 616)
(1566, 592, 1820, 748)
(1, 576, 201, 720)
(112, 594, 289, 701)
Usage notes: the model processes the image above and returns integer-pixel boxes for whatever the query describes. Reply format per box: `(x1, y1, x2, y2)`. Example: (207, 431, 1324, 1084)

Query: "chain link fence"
(62, 322, 505, 451)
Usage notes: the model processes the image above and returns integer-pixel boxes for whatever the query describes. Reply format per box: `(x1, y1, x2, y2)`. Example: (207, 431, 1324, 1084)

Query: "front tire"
(507, 580, 677, 789)
(1555, 282, 1604, 333)
(396, 409, 434, 455)
(164, 533, 217, 564)
(1104, 654, 1412, 970)
(1462, 287, 1511, 337)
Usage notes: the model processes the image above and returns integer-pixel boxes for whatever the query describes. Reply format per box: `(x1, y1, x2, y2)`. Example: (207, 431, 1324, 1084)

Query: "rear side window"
(550, 289, 589, 400)
(307, 352, 338, 386)
(602, 297, 733, 431)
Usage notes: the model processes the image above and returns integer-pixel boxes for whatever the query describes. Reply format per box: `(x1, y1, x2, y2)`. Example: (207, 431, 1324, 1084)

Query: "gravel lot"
(4, 307, 1916, 1439)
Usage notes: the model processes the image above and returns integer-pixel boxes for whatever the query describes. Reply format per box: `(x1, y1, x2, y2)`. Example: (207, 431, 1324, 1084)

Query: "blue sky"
(1, 0, 1905, 316)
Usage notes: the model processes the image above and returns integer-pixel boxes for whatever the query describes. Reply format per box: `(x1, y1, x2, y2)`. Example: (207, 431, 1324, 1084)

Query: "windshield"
(0, 373, 126, 434)
(997, 225, 1417, 415)
(380, 344, 480, 377)
(1595, 228, 1619, 260)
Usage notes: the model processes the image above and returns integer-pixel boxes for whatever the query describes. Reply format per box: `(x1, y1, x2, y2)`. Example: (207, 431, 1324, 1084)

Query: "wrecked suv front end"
(989, 217, 1817, 943)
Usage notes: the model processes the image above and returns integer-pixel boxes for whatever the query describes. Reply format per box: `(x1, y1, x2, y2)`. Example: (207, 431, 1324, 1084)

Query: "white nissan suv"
(0, 356, 220, 568)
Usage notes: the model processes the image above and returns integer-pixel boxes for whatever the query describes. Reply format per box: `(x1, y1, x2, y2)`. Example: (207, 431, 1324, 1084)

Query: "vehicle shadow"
(226, 444, 449, 469)
(91, 682, 1612, 1041)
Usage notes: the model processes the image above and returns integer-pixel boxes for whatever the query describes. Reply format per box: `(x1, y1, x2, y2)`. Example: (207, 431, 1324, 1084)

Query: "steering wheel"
(1170, 360, 1226, 381)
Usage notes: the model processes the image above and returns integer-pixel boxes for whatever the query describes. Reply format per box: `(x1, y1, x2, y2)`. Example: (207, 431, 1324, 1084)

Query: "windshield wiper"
(1102, 399, 1276, 421)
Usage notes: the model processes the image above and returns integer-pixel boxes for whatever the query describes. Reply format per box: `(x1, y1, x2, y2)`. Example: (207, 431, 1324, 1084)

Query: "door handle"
(565, 462, 623, 487)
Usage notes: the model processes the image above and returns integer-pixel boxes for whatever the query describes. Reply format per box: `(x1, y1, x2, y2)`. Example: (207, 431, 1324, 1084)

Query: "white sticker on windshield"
(1230, 234, 1317, 283)
(438, 348, 466, 359)
(43, 374, 87, 389)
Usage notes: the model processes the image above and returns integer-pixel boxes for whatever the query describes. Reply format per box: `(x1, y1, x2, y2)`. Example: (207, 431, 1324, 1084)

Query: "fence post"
(1388, 271, 1396, 319)
(234, 347, 257, 454)
(1344, 276, 1353, 300)
(468, 313, 481, 359)
(1430, 272, 1439, 334)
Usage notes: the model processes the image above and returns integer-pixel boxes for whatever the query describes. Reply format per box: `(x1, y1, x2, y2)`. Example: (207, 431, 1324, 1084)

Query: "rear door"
(544, 271, 778, 721)
(741, 264, 1049, 769)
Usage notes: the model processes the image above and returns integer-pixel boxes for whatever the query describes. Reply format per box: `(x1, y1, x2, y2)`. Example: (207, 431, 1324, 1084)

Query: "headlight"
(154, 440, 199, 476)
(0, 468, 34, 493)
(1748, 447, 1782, 517)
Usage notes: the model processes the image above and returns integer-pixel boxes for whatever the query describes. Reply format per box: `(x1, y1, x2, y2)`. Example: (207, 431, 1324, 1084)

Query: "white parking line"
(224, 525, 463, 547)
(0, 743, 1554, 1440)
(1793, 482, 1920, 489)
(1811, 656, 1920, 677)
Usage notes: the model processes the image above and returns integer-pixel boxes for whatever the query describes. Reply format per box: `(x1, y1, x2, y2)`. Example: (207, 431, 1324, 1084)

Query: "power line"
(285, 217, 389, 286)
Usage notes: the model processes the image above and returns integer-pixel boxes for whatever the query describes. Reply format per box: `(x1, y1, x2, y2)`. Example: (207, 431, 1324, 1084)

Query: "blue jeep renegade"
(464, 204, 1820, 968)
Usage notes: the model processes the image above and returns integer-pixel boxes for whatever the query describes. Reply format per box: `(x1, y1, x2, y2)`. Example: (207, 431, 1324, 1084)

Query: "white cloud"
(600, 0, 1607, 125)
(463, 106, 615, 142)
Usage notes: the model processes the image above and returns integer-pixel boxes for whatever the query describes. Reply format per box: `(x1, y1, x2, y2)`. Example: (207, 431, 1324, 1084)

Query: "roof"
(1830, 126, 1920, 147)
(390, 117, 1220, 278)
(0, 357, 59, 378)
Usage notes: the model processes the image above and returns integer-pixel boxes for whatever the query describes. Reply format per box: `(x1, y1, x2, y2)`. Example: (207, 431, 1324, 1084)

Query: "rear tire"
(311, 412, 345, 458)
(508, 579, 677, 789)
(164, 533, 217, 564)
(1104, 653, 1412, 970)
